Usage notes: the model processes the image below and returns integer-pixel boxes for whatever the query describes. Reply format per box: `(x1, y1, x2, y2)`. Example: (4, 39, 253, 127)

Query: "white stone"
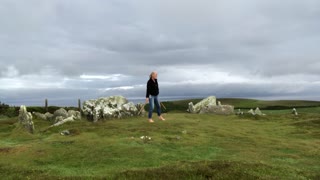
(68, 110, 81, 120)
(248, 109, 255, 115)
(83, 96, 139, 121)
(255, 107, 263, 116)
(51, 115, 75, 127)
(292, 108, 298, 116)
(188, 96, 234, 115)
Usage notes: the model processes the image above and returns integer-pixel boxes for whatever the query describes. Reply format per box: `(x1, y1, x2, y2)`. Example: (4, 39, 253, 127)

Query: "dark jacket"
(146, 78, 159, 98)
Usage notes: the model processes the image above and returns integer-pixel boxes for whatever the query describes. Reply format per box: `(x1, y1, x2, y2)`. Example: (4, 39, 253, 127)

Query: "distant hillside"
(160, 98, 320, 112)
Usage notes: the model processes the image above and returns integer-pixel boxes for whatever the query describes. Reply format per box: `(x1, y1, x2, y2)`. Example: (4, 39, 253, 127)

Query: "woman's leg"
(154, 96, 165, 120)
(154, 96, 161, 116)
(148, 96, 154, 119)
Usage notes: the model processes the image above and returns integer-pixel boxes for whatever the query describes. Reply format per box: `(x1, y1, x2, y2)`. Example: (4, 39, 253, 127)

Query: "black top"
(146, 78, 159, 98)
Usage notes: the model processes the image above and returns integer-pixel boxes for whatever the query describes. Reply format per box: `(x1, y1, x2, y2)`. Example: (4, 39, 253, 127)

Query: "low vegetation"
(0, 99, 319, 179)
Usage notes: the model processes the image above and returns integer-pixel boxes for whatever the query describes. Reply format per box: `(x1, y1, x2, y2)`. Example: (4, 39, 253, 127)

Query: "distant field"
(160, 98, 320, 113)
(0, 99, 320, 179)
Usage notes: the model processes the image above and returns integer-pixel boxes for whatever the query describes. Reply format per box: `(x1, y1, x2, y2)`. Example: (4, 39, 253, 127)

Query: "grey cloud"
(1, 0, 320, 105)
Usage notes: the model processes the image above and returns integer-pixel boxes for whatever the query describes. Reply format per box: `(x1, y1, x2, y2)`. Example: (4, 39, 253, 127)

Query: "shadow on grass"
(115, 160, 310, 180)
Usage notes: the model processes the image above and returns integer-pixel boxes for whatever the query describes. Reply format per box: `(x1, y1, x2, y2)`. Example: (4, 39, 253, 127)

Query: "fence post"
(45, 99, 48, 112)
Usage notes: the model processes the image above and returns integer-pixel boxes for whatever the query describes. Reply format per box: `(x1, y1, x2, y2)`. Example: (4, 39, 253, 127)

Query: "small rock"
(140, 136, 152, 141)
(60, 130, 70, 136)
(236, 109, 244, 115)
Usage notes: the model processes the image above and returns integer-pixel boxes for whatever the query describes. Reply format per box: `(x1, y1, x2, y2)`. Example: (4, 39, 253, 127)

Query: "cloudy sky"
(1, 0, 320, 106)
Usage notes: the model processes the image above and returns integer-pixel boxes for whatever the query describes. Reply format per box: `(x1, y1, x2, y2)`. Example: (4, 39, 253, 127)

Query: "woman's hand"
(146, 98, 149, 104)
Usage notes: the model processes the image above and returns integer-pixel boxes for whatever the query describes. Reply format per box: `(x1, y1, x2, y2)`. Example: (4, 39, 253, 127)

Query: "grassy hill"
(0, 110, 320, 179)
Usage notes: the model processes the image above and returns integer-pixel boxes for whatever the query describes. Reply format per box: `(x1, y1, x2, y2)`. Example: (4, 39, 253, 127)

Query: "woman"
(146, 71, 165, 123)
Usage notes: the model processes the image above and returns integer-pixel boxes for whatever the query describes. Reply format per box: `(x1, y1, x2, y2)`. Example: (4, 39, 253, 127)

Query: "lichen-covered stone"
(83, 96, 139, 122)
(53, 108, 69, 119)
(68, 110, 81, 120)
(51, 115, 75, 127)
(18, 105, 35, 133)
(188, 96, 234, 115)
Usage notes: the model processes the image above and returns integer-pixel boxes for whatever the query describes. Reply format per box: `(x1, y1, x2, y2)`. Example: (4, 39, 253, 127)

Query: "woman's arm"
(146, 81, 150, 103)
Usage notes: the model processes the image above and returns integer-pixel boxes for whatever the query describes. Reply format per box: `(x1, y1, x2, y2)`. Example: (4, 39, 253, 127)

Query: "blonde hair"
(149, 71, 156, 79)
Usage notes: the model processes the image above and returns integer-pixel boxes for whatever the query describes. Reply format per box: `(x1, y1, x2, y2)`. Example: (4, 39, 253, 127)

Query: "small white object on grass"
(140, 136, 152, 141)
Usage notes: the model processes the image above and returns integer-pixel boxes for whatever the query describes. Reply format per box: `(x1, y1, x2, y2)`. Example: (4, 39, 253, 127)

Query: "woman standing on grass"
(146, 71, 165, 123)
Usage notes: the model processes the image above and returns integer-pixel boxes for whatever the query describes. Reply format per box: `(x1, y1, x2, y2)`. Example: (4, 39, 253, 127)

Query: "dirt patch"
(0, 147, 12, 153)
(0, 145, 30, 154)
(69, 129, 81, 136)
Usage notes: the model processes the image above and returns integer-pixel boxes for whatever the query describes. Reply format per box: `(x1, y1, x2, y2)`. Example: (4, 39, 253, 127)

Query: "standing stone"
(188, 96, 217, 113)
(18, 105, 35, 133)
(188, 102, 195, 113)
(78, 99, 81, 112)
(255, 107, 263, 116)
(188, 96, 234, 115)
(248, 109, 255, 115)
(292, 108, 298, 116)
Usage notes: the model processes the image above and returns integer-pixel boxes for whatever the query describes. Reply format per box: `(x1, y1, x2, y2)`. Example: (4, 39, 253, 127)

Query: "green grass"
(1, 98, 320, 179)
(1, 109, 320, 179)
(161, 98, 320, 113)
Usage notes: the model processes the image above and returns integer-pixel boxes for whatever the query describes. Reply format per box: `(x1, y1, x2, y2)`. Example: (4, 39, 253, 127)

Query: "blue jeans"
(148, 95, 161, 119)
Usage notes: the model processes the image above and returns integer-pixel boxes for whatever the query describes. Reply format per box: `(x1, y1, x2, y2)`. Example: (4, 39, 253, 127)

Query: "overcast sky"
(1, 0, 320, 106)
